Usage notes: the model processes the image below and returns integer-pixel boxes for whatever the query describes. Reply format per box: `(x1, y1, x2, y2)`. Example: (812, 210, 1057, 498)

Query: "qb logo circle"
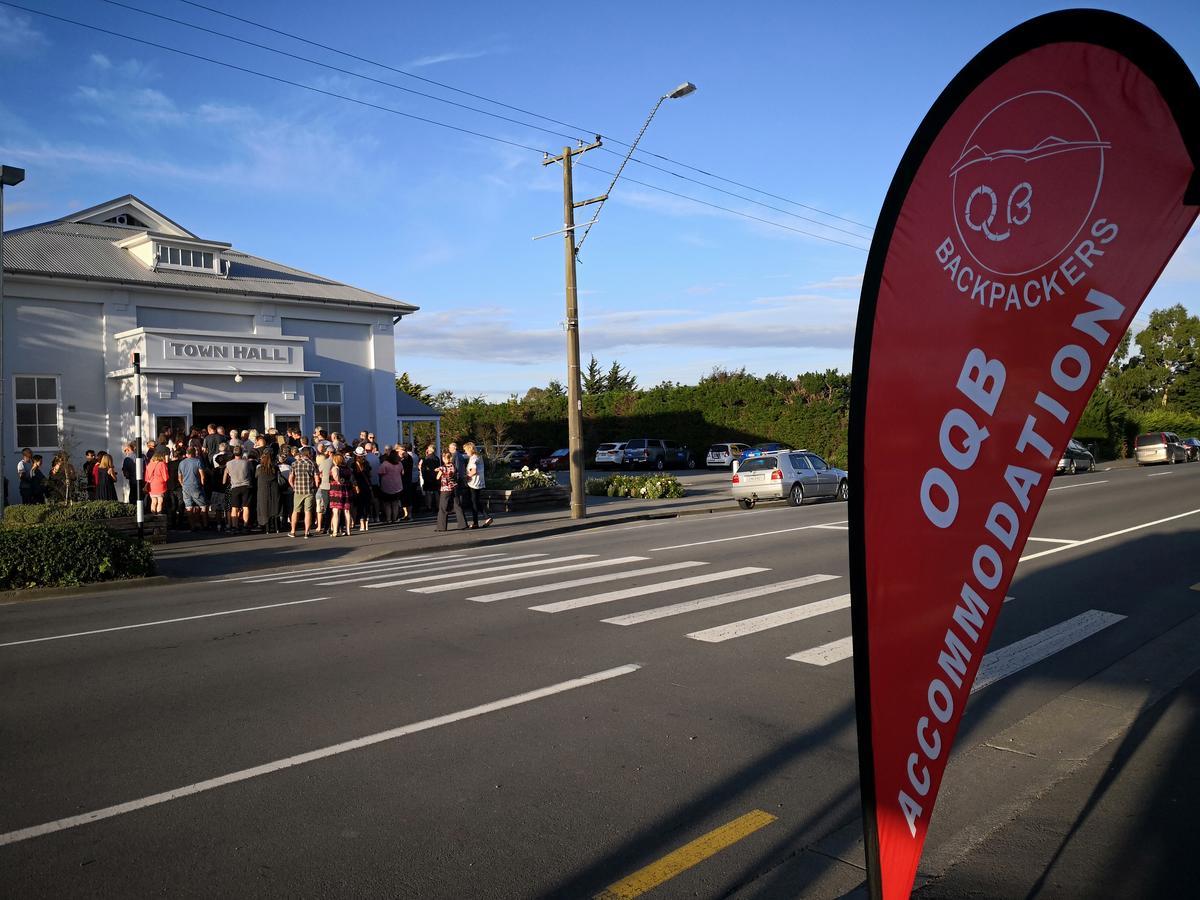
(950, 91, 1110, 277)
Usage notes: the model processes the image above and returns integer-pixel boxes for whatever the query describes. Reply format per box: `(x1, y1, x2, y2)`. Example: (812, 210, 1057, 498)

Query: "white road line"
(688, 594, 852, 643)
(529, 568, 769, 613)
(0, 598, 328, 649)
(1019, 508, 1200, 562)
(0, 663, 641, 847)
(409, 557, 649, 594)
(275, 555, 496, 585)
(812, 524, 849, 531)
(787, 637, 853, 666)
(1147, 472, 1173, 477)
(1024, 537, 1079, 545)
(212, 551, 461, 583)
(788, 609, 1125, 679)
(972, 610, 1125, 692)
(649, 522, 848, 552)
(309, 554, 537, 587)
(1046, 479, 1108, 492)
(603, 575, 841, 626)
(366, 555, 600, 590)
(468, 562, 707, 603)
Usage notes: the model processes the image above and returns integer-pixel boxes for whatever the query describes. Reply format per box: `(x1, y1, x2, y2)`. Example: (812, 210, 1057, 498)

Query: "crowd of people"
(13, 424, 495, 538)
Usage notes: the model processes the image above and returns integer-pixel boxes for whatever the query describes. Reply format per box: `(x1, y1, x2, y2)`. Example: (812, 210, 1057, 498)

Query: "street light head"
(665, 82, 697, 100)
(1, 165, 25, 187)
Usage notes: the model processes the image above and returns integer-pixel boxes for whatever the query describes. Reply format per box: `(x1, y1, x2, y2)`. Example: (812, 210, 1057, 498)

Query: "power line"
(173, 0, 873, 232)
(3, 1, 869, 252)
(1, 1, 548, 155)
(575, 162, 869, 253)
(103, 0, 870, 241)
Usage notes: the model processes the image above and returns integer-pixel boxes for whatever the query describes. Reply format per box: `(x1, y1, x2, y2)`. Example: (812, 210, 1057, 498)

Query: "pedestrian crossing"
(223, 550, 1127, 692)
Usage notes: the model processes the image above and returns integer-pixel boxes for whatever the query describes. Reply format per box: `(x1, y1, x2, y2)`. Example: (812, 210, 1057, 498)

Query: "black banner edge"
(847, 8, 1200, 898)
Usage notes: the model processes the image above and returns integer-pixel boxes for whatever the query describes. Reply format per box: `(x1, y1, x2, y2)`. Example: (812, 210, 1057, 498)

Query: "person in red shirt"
(434, 450, 467, 532)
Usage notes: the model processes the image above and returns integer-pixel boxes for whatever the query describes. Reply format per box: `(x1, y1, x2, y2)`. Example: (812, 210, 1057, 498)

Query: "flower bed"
(585, 473, 686, 499)
(506, 467, 559, 490)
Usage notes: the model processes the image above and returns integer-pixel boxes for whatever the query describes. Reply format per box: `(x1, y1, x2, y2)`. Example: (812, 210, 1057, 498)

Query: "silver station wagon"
(730, 450, 849, 509)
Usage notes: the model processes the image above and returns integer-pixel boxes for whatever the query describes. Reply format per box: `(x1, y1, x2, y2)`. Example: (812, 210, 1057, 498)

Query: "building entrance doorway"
(192, 402, 265, 435)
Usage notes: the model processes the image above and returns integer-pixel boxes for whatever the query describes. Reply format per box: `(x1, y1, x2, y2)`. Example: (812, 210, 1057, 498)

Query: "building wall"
(2, 275, 400, 505)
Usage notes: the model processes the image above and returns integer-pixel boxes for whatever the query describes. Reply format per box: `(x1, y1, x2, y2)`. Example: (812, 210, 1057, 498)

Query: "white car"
(593, 442, 626, 467)
(731, 450, 849, 509)
(707, 442, 750, 469)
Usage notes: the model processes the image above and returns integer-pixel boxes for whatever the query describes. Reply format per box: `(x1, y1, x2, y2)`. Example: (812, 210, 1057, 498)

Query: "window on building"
(156, 243, 217, 271)
(155, 416, 188, 441)
(274, 417, 302, 437)
(14, 376, 61, 450)
(313, 383, 343, 436)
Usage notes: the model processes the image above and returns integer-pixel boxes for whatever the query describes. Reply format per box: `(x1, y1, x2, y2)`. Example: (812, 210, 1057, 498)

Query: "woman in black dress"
(94, 452, 118, 501)
(351, 452, 373, 532)
(255, 450, 282, 533)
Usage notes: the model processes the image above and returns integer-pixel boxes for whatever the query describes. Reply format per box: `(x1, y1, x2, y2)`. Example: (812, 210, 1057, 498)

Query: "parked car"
(1134, 431, 1189, 465)
(507, 445, 551, 469)
(707, 442, 750, 469)
(1055, 438, 1096, 475)
(740, 442, 792, 461)
(730, 450, 848, 509)
(593, 442, 626, 467)
(622, 438, 695, 470)
(1182, 437, 1200, 461)
(539, 448, 570, 471)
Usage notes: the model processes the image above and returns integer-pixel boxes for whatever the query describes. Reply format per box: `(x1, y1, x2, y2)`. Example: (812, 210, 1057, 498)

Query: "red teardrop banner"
(849, 11, 1199, 899)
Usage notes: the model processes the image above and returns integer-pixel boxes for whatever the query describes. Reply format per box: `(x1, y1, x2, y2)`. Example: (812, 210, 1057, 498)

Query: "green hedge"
(2, 501, 136, 528)
(0, 523, 156, 590)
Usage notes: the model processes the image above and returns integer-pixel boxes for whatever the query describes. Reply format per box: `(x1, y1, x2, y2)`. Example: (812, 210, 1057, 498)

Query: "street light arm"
(574, 87, 688, 257)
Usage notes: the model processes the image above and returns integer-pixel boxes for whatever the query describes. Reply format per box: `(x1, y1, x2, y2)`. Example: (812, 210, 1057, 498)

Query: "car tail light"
(731, 474, 740, 484)
(771, 469, 783, 481)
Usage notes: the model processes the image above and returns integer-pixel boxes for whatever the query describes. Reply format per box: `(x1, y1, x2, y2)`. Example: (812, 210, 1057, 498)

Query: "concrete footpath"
(149, 479, 744, 580)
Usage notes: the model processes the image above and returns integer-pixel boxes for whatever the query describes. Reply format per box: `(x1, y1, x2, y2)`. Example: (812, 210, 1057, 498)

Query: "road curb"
(0, 575, 172, 606)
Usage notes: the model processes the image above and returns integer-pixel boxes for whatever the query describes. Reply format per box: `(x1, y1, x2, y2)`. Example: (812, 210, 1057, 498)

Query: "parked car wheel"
(837, 480, 849, 501)
(1067, 459, 1077, 475)
(737, 498, 755, 510)
(788, 483, 805, 507)
(654, 458, 665, 471)
(687, 455, 696, 469)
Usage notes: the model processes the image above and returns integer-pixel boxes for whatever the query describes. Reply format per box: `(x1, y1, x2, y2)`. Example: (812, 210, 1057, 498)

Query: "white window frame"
(155, 242, 217, 273)
(12, 374, 63, 452)
(312, 382, 343, 436)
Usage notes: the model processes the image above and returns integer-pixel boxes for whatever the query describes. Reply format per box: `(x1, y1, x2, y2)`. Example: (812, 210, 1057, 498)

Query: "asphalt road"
(1, 460, 1198, 898)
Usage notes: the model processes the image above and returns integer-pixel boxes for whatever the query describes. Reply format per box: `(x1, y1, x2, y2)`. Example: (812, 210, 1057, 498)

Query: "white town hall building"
(1, 195, 417, 505)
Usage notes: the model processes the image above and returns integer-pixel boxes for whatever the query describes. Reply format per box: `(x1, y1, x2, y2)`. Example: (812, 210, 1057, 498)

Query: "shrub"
(2, 501, 136, 528)
(505, 467, 559, 490)
(0, 523, 156, 590)
(586, 473, 686, 499)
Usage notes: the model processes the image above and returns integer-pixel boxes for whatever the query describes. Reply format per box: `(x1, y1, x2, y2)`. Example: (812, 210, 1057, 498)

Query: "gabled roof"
(396, 391, 441, 418)
(2, 196, 418, 313)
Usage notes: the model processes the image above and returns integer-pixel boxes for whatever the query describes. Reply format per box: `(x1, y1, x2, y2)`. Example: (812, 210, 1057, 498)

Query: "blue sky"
(2, 0, 1197, 399)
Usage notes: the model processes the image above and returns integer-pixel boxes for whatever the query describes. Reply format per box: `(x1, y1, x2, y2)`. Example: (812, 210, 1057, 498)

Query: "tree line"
(396, 303, 1200, 465)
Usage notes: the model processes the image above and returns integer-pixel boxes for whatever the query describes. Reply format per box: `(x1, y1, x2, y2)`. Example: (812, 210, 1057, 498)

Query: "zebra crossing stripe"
(786, 637, 853, 666)
(602, 575, 841, 626)
(310, 554, 540, 587)
(529, 568, 769, 613)
(277, 553, 506, 585)
(409, 557, 650, 594)
(787, 610, 1126, 687)
(212, 551, 457, 583)
(468, 562, 708, 603)
(364, 555, 599, 590)
(970, 610, 1125, 693)
(687, 594, 851, 643)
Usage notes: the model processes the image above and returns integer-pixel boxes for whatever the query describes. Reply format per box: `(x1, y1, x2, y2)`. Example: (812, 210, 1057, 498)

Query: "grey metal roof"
(396, 391, 441, 418)
(2, 220, 418, 313)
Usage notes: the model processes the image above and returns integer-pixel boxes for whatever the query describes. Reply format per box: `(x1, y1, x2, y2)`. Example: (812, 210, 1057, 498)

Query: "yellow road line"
(594, 809, 777, 899)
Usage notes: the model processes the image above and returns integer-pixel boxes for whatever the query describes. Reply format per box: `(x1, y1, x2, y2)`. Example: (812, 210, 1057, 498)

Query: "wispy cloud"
(395, 305, 856, 364)
(0, 8, 47, 56)
(405, 49, 495, 68)
(802, 273, 864, 292)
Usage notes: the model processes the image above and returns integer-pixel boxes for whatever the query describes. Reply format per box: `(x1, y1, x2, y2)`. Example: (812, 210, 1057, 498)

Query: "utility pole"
(132, 352, 144, 541)
(542, 139, 603, 520)
(0, 165, 26, 517)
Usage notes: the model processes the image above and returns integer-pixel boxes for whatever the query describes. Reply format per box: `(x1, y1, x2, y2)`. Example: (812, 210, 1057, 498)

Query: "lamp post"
(0, 165, 26, 516)
(541, 83, 695, 519)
